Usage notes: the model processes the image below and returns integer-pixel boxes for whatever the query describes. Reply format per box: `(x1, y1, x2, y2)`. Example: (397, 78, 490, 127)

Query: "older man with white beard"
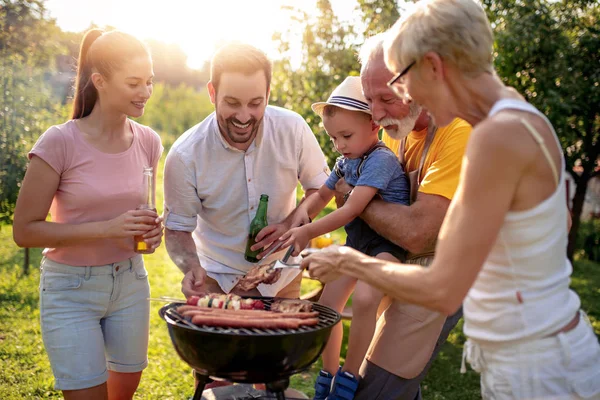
(330, 34, 472, 400)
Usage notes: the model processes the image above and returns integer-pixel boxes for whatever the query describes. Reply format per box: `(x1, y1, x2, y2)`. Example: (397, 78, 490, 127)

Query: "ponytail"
(71, 29, 150, 120)
(71, 29, 103, 119)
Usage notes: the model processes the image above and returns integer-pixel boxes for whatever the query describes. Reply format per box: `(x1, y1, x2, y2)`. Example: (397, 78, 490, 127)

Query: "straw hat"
(311, 76, 371, 117)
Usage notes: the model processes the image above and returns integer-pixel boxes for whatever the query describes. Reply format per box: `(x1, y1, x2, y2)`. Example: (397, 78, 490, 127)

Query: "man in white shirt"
(164, 43, 329, 299)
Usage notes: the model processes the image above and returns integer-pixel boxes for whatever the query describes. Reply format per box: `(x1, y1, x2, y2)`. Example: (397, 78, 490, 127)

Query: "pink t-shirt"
(29, 119, 163, 266)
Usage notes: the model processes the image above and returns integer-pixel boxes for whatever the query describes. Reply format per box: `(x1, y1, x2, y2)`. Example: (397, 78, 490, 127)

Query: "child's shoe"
(327, 369, 359, 400)
(313, 369, 334, 400)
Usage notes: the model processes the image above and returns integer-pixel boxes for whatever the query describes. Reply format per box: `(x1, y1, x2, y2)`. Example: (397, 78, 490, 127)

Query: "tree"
(271, 0, 361, 166)
(483, 0, 600, 259)
(0, 0, 68, 273)
(135, 83, 214, 151)
(270, 0, 407, 166)
(357, 0, 400, 37)
(274, 0, 598, 257)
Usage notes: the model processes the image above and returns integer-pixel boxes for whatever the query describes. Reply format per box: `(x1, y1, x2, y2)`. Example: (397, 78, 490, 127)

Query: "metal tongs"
(267, 245, 301, 271)
(257, 241, 285, 266)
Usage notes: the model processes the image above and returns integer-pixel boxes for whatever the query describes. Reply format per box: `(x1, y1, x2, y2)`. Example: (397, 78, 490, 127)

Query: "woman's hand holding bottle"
(105, 209, 159, 239)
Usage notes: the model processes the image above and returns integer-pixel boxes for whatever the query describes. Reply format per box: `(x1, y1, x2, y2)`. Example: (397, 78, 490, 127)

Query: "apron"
(397, 121, 437, 260)
(366, 120, 446, 379)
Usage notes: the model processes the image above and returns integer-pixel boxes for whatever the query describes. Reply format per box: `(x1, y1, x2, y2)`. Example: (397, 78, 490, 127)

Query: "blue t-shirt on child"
(324, 141, 410, 260)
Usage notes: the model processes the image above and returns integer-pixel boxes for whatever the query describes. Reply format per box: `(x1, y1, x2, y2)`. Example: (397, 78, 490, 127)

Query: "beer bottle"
(244, 194, 269, 262)
(134, 167, 156, 254)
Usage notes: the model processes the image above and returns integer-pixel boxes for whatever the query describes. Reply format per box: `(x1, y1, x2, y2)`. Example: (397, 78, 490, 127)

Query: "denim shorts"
(39, 255, 150, 391)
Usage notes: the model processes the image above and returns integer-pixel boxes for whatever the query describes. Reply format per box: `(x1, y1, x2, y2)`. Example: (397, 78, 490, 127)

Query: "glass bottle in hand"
(244, 194, 269, 262)
(134, 167, 156, 254)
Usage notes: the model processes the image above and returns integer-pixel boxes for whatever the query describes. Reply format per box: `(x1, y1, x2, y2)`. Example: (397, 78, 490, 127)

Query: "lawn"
(1, 159, 598, 399)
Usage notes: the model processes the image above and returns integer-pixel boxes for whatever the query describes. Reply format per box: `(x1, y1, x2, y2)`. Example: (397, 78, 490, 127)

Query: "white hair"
(358, 33, 386, 71)
(376, 102, 422, 140)
(384, 0, 494, 77)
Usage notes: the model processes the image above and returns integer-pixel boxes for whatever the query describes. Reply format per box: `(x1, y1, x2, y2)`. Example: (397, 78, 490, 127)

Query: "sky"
(45, 0, 360, 69)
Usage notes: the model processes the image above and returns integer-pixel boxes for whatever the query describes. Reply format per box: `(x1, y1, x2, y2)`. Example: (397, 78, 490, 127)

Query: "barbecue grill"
(159, 297, 341, 400)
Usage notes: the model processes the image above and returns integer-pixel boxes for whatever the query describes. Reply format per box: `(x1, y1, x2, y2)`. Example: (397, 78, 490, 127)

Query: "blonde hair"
(384, 0, 494, 77)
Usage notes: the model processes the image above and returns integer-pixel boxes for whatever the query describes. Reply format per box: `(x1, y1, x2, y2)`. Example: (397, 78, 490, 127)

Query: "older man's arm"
(358, 121, 471, 253)
(361, 193, 450, 254)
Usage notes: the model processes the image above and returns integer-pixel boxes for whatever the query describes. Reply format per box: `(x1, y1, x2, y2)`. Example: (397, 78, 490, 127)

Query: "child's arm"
(304, 185, 336, 218)
(282, 185, 379, 253)
(292, 185, 336, 227)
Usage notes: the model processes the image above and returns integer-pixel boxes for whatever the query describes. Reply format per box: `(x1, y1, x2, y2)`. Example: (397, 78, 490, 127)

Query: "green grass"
(3, 227, 599, 400)
(2, 157, 599, 398)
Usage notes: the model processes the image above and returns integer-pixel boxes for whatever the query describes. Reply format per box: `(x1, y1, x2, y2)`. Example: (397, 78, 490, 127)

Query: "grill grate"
(164, 298, 340, 336)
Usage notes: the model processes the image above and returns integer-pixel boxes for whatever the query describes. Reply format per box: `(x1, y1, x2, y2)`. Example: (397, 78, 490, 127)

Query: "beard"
(218, 114, 262, 144)
(376, 103, 422, 140)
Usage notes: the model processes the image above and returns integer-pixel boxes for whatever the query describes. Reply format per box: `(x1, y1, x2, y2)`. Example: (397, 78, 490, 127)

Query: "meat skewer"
(186, 293, 265, 310)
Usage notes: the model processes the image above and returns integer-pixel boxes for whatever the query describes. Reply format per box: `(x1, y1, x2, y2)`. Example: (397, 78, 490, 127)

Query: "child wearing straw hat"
(279, 76, 410, 400)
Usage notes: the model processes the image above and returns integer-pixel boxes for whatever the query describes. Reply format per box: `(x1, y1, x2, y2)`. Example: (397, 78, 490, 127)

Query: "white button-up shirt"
(164, 106, 329, 295)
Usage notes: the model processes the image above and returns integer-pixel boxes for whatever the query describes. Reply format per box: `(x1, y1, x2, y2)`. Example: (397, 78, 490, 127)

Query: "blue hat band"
(328, 95, 370, 111)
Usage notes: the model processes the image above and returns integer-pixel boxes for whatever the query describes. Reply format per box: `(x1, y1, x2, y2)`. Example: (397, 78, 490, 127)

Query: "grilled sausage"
(177, 305, 318, 320)
(190, 314, 319, 329)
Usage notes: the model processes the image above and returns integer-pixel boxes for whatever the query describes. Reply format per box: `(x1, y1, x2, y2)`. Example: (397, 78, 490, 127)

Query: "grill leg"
(275, 392, 286, 400)
(266, 378, 289, 400)
(192, 374, 209, 400)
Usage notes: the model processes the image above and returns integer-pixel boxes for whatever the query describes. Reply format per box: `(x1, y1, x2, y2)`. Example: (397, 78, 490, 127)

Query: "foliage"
(134, 83, 214, 151)
(357, 0, 400, 37)
(2, 216, 599, 398)
(0, 0, 213, 226)
(481, 0, 600, 258)
(271, 0, 361, 167)
(342, 0, 600, 258)
(576, 218, 600, 262)
(0, 0, 69, 224)
(0, 159, 597, 399)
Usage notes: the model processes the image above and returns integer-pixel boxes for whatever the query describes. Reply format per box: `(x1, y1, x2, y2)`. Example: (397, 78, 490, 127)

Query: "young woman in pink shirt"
(13, 29, 163, 400)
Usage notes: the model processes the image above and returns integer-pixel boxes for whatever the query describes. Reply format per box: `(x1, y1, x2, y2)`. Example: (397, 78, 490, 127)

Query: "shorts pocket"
(481, 369, 520, 400)
(42, 272, 82, 292)
(134, 267, 148, 280)
(396, 302, 437, 323)
(572, 369, 600, 398)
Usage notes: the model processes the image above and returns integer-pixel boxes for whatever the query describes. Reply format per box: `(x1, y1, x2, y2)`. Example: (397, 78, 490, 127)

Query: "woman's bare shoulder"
(467, 113, 538, 167)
